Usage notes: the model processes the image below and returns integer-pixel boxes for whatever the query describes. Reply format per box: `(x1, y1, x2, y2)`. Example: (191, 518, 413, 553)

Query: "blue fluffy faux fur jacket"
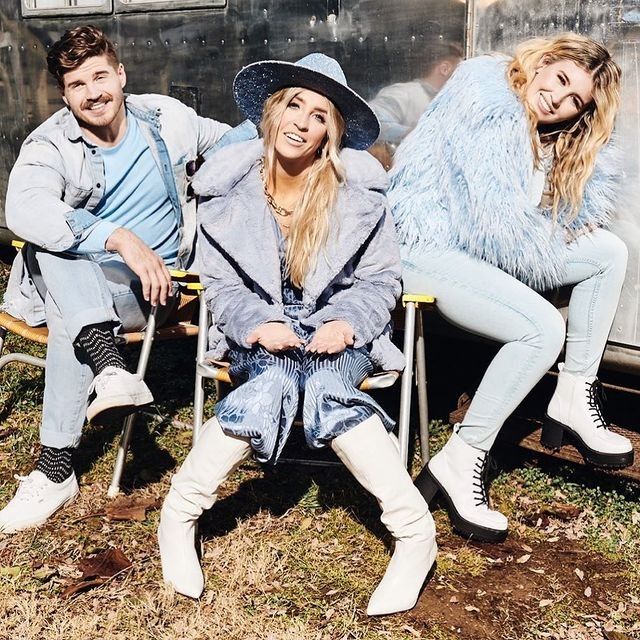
(388, 55, 621, 291)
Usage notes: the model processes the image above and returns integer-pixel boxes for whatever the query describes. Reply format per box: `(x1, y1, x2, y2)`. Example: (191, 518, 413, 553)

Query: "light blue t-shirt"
(75, 113, 179, 264)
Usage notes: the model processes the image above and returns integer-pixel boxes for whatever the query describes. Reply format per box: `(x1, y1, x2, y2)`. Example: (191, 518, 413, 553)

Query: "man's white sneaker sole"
(86, 367, 154, 422)
(87, 389, 154, 422)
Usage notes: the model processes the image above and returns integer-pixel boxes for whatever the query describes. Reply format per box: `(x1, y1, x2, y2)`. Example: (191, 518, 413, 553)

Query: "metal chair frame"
(192, 291, 435, 468)
(0, 260, 200, 497)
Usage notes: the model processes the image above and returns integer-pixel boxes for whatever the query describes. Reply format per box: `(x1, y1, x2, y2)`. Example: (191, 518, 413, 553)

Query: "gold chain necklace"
(259, 160, 294, 218)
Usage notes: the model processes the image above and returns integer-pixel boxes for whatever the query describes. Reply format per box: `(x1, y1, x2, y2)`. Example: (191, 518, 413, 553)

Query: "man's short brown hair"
(47, 25, 119, 88)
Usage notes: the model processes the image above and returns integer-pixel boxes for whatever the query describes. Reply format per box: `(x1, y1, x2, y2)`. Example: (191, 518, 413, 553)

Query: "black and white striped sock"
(36, 445, 74, 483)
(75, 322, 126, 375)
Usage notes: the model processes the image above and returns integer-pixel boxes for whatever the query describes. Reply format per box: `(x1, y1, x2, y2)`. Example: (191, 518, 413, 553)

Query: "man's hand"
(246, 322, 305, 353)
(306, 320, 355, 355)
(105, 227, 172, 306)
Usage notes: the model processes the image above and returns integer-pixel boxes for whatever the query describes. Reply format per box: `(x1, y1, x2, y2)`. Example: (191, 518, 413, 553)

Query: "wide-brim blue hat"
(233, 53, 380, 150)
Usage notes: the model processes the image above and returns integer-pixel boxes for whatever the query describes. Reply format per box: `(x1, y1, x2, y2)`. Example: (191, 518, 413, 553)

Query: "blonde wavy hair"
(261, 87, 346, 288)
(507, 33, 621, 219)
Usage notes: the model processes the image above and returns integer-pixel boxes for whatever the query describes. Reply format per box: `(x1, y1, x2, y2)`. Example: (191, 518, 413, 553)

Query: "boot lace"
(471, 452, 494, 507)
(586, 379, 609, 430)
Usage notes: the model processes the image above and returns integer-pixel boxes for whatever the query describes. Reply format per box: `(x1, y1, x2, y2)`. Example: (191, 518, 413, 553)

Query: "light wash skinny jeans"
(25, 248, 175, 449)
(402, 229, 628, 451)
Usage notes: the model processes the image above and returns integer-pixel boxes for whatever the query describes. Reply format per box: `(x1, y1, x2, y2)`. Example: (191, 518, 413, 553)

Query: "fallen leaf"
(299, 517, 313, 530)
(547, 536, 560, 542)
(105, 497, 161, 522)
(449, 596, 459, 603)
(78, 548, 132, 580)
(539, 599, 554, 608)
(324, 589, 338, 597)
(0, 566, 20, 577)
(604, 631, 635, 640)
(464, 605, 480, 612)
(521, 544, 533, 553)
(32, 566, 57, 582)
(584, 587, 592, 597)
(61, 578, 107, 599)
(574, 568, 585, 581)
(529, 568, 545, 574)
(324, 608, 335, 620)
(516, 554, 531, 564)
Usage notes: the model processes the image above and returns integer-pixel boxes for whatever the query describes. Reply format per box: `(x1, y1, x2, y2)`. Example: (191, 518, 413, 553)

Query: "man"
(369, 42, 463, 148)
(0, 25, 232, 533)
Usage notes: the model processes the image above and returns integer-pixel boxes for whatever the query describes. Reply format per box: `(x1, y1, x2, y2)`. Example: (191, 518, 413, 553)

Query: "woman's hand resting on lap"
(247, 322, 305, 352)
(306, 320, 355, 354)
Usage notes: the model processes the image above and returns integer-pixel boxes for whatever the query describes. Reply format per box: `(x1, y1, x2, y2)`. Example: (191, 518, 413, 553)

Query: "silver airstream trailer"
(0, 0, 638, 375)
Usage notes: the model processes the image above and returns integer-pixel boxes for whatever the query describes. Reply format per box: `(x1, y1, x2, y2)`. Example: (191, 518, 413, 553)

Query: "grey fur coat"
(192, 139, 405, 372)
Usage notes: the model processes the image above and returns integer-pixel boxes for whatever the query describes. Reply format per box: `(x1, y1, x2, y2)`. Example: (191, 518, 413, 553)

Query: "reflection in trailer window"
(22, 0, 111, 16)
(116, 0, 225, 10)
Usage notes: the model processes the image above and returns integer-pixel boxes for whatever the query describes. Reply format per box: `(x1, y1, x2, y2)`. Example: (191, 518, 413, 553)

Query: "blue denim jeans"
(26, 248, 175, 448)
(402, 229, 628, 451)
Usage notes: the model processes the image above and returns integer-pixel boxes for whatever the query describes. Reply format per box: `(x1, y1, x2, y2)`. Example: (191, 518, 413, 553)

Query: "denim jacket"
(2, 93, 231, 324)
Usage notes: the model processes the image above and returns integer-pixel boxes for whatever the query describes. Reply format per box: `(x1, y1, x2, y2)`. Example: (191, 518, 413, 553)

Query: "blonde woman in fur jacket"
(389, 33, 633, 544)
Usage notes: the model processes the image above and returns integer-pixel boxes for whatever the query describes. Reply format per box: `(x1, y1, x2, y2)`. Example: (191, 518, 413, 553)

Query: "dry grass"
(1, 261, 640, 640)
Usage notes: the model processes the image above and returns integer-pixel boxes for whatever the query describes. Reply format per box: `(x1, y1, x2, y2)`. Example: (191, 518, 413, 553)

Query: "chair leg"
(192, 295, 209, 446)
(398, 302, 416, 469)
(415, 309, 430, 464)
(107, 306, 158, 498)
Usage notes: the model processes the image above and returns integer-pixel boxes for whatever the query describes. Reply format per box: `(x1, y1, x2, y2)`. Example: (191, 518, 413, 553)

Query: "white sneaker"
(86, 366, 153, 422)
(0, 470, 79, 533)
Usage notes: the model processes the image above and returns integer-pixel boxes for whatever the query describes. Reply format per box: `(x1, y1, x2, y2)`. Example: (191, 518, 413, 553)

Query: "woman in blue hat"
(158, 53, 437, 616)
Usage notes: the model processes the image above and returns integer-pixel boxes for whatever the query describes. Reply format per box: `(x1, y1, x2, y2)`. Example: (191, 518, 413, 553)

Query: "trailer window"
(115, 0, 225, 11)
(22, 0, 111, 16)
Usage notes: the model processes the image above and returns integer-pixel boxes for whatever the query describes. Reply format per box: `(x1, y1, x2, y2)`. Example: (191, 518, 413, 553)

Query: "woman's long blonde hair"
(507, 33, 621, 219)
(261, 87, 346, 288)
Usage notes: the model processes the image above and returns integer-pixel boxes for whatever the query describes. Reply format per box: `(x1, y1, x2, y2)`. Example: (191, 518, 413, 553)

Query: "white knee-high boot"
(330, 414, 437, 616)
(158, 417, 252, 598)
